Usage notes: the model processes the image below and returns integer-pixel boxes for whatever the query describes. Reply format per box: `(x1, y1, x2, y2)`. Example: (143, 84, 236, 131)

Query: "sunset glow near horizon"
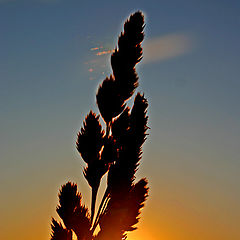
(0, 1, 240, 240)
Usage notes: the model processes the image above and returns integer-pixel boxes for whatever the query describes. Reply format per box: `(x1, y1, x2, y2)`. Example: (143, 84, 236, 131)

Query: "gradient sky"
(0, 1, 240, 240)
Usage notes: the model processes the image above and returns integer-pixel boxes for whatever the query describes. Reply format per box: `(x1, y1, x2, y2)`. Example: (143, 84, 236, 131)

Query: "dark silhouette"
(50, 11, 149, 240)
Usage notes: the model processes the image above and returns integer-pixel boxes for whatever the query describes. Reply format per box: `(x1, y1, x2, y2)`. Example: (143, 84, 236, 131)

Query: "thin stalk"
(91, 188, 109, 232)
(91, 120, 112, 232)
(91, 186, 98, 224)
(100, 194, 110, 219)
(92, 193, 110, 234)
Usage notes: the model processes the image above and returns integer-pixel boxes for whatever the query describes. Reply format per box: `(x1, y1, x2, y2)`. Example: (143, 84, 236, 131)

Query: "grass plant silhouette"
(50, 11, 149, 240)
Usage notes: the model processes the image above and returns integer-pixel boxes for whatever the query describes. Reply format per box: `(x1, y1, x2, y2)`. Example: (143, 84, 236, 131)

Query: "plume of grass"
(76, 111, 104, 165)
(51, 218, 72, 240)
(56, 182, 92, 240)
(96, 11, 144, 124)
(76, 111, 107, 223)
(91, 12, 149, 236)
(50, 11, 149, 240)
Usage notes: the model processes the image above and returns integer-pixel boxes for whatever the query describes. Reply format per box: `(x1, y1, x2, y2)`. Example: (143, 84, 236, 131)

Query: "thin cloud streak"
(96, 50, 114, 56)
(91, 46, 103, 51)
(143, 33, 193, 64)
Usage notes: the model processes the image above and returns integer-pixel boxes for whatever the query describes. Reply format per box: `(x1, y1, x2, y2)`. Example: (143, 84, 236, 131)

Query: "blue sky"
(0, 1, 239, 239)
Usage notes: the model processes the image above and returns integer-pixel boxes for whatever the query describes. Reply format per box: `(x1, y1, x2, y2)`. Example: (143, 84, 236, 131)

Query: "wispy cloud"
(143, 33, 193, 64)
(85, 33, 193, 80)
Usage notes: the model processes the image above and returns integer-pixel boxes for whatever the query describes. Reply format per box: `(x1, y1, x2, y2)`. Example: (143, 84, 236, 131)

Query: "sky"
(0, 0, 240, 240)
